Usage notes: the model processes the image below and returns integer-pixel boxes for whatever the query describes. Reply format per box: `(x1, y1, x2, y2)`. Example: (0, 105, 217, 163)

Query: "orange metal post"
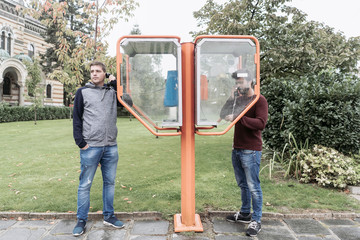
(174, 42, 203, 232)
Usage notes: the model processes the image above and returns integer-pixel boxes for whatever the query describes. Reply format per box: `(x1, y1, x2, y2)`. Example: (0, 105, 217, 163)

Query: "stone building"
(0, 0, 63, 106)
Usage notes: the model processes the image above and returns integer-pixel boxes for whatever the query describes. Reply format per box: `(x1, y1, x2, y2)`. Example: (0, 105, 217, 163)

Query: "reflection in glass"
(120, 39, 182, 127)
(219, 69, 256, 122)
(195, 39, 257, 126)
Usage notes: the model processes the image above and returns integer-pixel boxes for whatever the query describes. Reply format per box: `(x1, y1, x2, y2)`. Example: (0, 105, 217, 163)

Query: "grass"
(0, 118, 359, 219)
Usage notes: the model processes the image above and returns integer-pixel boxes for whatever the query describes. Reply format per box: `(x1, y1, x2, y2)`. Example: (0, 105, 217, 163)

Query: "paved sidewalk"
(0, 212, 360, 240)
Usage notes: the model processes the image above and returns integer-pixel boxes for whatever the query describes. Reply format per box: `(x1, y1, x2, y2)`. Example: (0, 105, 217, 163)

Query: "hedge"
(262, 69, 360, 154)
(0, 105, 71, 123)
(0, 105, 130, 123)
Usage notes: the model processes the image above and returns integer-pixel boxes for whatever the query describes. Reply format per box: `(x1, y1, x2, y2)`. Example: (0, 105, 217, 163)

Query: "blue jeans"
(77, 145, 119, 221)
(232, 149, 262, 223)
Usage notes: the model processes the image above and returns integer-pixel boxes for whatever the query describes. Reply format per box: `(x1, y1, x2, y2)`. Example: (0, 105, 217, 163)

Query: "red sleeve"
(240, 96, 268, 130)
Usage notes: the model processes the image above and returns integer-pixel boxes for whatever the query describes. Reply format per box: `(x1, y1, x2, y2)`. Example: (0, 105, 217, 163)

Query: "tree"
(38, 1, 91, 73)
(192, 0, 360, 82)
(130, 24, 141, 35)
(24, 59, 44, 125)
(193, 0, 360, 154)
(22, 0, 138, 103)
(36, 1, 92, 106)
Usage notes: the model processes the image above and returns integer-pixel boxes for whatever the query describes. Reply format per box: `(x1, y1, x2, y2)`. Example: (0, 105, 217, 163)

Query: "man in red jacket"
(220, 69, 268, 237)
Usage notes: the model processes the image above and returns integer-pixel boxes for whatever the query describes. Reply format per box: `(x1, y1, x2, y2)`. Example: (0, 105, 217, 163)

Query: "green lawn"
(0, 118, 359, 219)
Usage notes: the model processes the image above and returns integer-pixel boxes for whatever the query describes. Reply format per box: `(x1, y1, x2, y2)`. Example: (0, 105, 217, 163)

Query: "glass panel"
(120, 38, 182, 127)
(46, 84, 52, 98)
(7, 33, 11, 55)
(195, 38, 257, 126)
(28, 44, 34, 58)
(1, 32, 5, 49)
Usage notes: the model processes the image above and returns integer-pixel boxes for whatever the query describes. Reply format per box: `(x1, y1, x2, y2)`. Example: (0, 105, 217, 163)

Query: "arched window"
(3, 77, 11, 95)
(7, 33, 11, 55)
(28, 44, 34, 58)
(46, 84, 52, 98)
(1, 31, 5, 50)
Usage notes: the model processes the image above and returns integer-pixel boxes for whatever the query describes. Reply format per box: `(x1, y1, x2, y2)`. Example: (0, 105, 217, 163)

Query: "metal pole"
(174, 42, 203, 232)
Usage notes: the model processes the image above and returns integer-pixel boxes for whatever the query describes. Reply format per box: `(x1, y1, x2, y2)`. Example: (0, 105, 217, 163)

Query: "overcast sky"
(105, 0, 360, 56)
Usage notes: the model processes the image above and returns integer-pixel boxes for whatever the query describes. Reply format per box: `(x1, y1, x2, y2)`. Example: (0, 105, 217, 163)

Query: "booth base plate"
(174, 214, 204, 232)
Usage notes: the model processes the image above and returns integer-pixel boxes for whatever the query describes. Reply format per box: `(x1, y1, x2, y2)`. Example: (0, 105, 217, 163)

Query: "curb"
(348, 186, 360, 195)
(0, 211, 161, 220)
(1, 211, 359, 221)
(207, 211, 360, 219)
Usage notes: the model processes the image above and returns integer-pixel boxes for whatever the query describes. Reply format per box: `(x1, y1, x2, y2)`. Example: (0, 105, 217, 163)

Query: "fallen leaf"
(314, 200, 319, 203)
(127, 201, 132, 204)
(129, 187, 133, 191)
(16, 163, 23, 167)
(33, 196, 37, 200)
(121, 185, 126, 188)
(265, 202, 271, 206)
(123, 198, 129, 201)
(152, 195, 156, 198)
(9, 173, 16, 177)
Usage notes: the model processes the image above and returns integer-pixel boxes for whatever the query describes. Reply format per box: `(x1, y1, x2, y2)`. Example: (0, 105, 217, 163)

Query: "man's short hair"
(90, 61, 106, 72)
(231, 69, 251, 81)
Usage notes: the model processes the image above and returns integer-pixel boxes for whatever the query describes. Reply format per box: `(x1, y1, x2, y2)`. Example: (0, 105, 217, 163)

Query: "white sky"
(105, 0, 360, 56)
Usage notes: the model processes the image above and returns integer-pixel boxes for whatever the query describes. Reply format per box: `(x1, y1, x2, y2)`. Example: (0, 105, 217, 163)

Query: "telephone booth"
(195, 36, 260, 135)
(116, 35, 260, 232)
(117, 36, 183, 135)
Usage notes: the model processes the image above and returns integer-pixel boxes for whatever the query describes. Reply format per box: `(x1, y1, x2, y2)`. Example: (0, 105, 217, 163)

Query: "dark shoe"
(246, 220, 261, 236)
(226, 212, 251, 223)
(73, 219, 86, 236)
(103, 215, 125, 228)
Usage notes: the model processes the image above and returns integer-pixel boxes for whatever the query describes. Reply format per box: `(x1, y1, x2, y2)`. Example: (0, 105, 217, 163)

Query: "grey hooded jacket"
(73, 82, 118, 148)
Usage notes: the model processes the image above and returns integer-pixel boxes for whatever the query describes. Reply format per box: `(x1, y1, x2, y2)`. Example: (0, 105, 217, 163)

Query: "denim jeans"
(232, 149, 262, 223)
(77, 145, 119, 221)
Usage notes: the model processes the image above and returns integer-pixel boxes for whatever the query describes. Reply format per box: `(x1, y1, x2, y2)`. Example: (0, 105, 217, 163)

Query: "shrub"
(262, 69, 360, 154)
(262, 78, 294, 152)
(300, 145, 360, 188)
(0, 105, 129, 122)
(0, 105, 71, 123)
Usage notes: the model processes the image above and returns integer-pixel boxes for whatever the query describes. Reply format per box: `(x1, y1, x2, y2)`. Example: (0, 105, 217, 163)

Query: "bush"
(262, 69, 360, 154)
(0, 105, 71, 123)
(300, 145, 360, 188)
(0, 105, 129, 122)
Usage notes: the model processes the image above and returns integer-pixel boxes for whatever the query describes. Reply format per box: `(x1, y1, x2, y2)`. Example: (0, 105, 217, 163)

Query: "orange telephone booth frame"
(116, 35, 260, 232)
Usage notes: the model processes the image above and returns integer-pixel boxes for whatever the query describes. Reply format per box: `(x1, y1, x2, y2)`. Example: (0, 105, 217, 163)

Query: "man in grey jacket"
(72, 61, 123, 236)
